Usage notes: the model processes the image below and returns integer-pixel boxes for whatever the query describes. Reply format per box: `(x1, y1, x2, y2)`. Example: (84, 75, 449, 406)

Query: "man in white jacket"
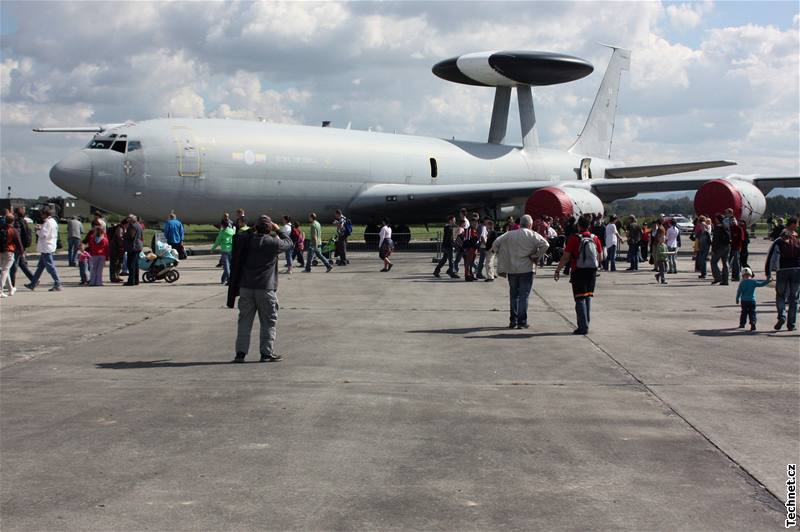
(25, 207, 62, 291)
(491, 214, 549, 329)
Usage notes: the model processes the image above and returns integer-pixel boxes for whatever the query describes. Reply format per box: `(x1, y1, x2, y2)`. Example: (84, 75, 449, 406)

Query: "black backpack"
(0, 224, 8, 252)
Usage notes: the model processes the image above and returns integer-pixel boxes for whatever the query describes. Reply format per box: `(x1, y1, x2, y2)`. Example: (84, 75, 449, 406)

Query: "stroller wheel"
(142, 271, 156, 283)
(164, 269, 180, 283)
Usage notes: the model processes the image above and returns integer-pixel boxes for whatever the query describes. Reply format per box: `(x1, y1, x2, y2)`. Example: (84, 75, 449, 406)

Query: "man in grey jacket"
(228, 215, 293, 363)
(491, 214, 550, 329)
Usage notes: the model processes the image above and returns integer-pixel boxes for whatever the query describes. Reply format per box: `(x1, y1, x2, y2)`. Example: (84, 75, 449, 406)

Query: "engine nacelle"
(693, 179, 766, 225)
(524, 186, 604, 221)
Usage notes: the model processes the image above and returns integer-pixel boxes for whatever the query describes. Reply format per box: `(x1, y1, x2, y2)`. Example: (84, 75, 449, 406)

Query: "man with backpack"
(555, 216, 603, 335)
(333, 209, 351, 266)
(711, 213, 731, 285)
(9, 206, 34, 287)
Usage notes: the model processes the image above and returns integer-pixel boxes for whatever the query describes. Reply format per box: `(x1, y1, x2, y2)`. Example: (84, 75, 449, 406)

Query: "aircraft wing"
(604, 160, 736, 179)
(33, 123, 128, 133)
(348, 181, 559, 214)
(591, 174, 800, 201)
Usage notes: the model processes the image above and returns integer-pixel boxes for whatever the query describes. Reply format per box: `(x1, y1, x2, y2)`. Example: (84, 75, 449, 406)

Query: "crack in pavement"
(531, 287, 787, 512)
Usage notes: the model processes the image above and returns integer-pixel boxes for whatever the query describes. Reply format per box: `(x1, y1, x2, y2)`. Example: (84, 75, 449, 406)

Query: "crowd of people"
(1, 204, 798, 359)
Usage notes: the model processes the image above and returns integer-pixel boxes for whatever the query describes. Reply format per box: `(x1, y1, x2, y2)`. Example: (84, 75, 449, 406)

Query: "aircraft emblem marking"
(123, 160, 133, 176)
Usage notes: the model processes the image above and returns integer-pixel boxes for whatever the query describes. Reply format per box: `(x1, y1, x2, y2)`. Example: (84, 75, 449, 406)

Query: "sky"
(1, 0, 798, 199)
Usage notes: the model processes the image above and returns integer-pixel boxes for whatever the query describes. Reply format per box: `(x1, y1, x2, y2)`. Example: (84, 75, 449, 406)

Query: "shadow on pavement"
(97, 360, 235, 369)
(468, 332, 575, 339)
(689, 328, 778, 337)
(406, 326, 509, 335)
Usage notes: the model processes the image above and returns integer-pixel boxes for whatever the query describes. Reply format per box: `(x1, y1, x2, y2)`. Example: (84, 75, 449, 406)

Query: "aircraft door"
(174, 129, 202, 177)
(580, 158, 592, 180)
(122, 138, 147, 194)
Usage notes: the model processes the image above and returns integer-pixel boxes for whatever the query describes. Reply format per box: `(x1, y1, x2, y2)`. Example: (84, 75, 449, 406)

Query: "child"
(77, 243, 91, 285)
(735, 267, 770, 331)
(654, 235, 669, 284)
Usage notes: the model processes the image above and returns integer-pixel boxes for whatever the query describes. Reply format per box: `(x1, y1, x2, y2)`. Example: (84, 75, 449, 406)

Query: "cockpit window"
(86, 139, 113, 149)
(111, 139, 127, 154)
(127, 140, 142, 152)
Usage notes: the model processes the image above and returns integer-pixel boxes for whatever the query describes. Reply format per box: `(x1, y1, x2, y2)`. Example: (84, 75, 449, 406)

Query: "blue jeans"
(476, 249, 487, 277)
(220, 251, 231, 284)
(696, 246, 709, 277)
(10, 254, 34, 286)
(627, 243, 639, 270)
(79, 261, 89, 283)
(667, 246, 677, 273)
(775, 268, 800, 327)
(284, 244, 294, 269)
(729, 249, 741, 280)
(304, 245, 331, 271)
(575, 297, 592, 332)
(67, 237, 80, 265)
(507, 272, 534, 325)
(603, 244, 617, 271)
(30, 253, 61, 288)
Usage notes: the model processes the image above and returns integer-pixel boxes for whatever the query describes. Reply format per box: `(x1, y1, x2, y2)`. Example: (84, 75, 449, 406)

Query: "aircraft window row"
(127, 140, 142, 152)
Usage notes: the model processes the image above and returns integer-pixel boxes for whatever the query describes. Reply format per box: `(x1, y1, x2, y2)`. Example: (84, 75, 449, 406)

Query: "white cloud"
(241, 1, 349, 42)
(666, 1, 713, 30)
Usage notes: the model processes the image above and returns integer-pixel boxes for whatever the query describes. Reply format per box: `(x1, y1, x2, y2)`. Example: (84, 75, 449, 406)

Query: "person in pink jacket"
(86, 224, 109, 286)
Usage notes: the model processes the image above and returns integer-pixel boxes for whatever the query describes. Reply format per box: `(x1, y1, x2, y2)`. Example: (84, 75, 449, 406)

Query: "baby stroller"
(544, 235, 566, 266)
(139, 240, 180, 283)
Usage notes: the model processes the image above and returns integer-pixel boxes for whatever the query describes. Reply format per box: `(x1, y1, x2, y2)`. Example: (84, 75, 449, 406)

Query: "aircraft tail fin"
(569, 45, 631, 159)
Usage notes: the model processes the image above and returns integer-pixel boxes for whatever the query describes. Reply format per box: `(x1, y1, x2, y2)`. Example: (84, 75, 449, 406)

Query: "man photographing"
(227, 215, 293, 363)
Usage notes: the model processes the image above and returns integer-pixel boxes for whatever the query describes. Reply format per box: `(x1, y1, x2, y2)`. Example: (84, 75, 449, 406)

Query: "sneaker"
(484, 278, 494, 282)
(720, 282, 729, 286)
(465, 277, 474, 282)
(750, 324, 756, 331)
(448, 273, 460, 279)
(508, 322, 517, 329)
(738, 323, 745, 329)
(711, 280, 720, 285)
(24, 283, 35, 291)
(788, 325, 796, 332)
(0, 293, 6, 298)
(516, 323, 530, 329)
(260, 354, 283, 362)
(49, 286, 62, 292)
(387, 264, 393, 271)
(326, 266, 333, 273)
(231, 353, 246, 363)
(433, 270, 441, 278)
(9, 286, 16, 296)
(476, 274, 485, 280)
(774, 318, 785, 330)
(573, 328, 588, 335)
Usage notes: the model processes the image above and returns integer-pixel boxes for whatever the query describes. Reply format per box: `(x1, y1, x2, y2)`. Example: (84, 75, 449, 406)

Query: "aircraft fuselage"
(51, 118, 615, 224)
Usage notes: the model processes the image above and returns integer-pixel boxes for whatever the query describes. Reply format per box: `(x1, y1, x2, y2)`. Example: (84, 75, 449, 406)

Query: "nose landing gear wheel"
(164, 270, 180, 283)
(142, 271, 156, 283)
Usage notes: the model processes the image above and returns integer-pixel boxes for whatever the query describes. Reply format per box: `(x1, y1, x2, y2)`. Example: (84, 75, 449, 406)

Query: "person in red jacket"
(729, 218, 746, 282)
(86, 224, 109, 286)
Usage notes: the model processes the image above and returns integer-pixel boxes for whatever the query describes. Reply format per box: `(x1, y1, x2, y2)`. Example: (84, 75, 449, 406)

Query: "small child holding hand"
(736, 267, 770, 331)
(77, 243, 91, 285)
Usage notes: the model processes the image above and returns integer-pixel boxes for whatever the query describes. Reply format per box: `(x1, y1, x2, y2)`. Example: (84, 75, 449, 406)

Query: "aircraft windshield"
(86, 139, 113, 149)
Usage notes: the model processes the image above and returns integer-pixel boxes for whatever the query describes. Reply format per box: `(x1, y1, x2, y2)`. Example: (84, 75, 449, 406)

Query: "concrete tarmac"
(1, 240, 797, 531)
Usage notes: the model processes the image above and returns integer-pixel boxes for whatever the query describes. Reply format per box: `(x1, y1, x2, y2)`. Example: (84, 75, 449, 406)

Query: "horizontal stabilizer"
(604, 160, 736, 179)
(33, 126, 105, 133)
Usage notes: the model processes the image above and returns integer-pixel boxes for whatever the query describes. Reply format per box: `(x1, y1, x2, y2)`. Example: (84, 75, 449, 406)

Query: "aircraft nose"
(50, 151, 92, 196)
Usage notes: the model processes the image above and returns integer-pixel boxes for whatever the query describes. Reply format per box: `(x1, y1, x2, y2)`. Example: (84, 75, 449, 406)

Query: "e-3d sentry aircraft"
(37, 46, 799, 228)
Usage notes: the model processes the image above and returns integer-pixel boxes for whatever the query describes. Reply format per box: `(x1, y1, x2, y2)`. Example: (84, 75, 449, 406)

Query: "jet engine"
(524, 186, 603, 221)
(693, 179, 766, 225)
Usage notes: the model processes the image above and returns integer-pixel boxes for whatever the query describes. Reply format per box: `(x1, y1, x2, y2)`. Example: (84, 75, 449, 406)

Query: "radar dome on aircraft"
(432, 51, 594, 87)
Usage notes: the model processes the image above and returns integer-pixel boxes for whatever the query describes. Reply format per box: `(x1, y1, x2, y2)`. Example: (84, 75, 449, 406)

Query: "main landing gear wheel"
(164, 270, 180, 283)
(142, 271, 156, 283)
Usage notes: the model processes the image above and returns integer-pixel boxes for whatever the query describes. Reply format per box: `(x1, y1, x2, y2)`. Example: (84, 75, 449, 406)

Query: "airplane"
(37, 46, 799, 234)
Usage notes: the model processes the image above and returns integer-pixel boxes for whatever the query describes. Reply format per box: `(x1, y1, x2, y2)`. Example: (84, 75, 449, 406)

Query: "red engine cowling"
(693, 179, 766, 225)
(524, 186, 603, 221)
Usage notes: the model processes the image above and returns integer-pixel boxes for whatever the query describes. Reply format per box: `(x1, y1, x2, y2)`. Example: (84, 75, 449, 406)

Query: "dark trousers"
(739, 301, 756, 326)
(711, 245, 730, 283)
(463, 249, 476, 280)
(335, 236, 348, 264)
(9, 254, 34, 286)
(603, 244, 617, 271)
(628, 243, 639, 270)
(125, 251, 140, 285)
(109, 253, 122, 281)
(656, 260, 667, 283)
(434, 245, 454, 273)
(170, 242, 187, 260)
